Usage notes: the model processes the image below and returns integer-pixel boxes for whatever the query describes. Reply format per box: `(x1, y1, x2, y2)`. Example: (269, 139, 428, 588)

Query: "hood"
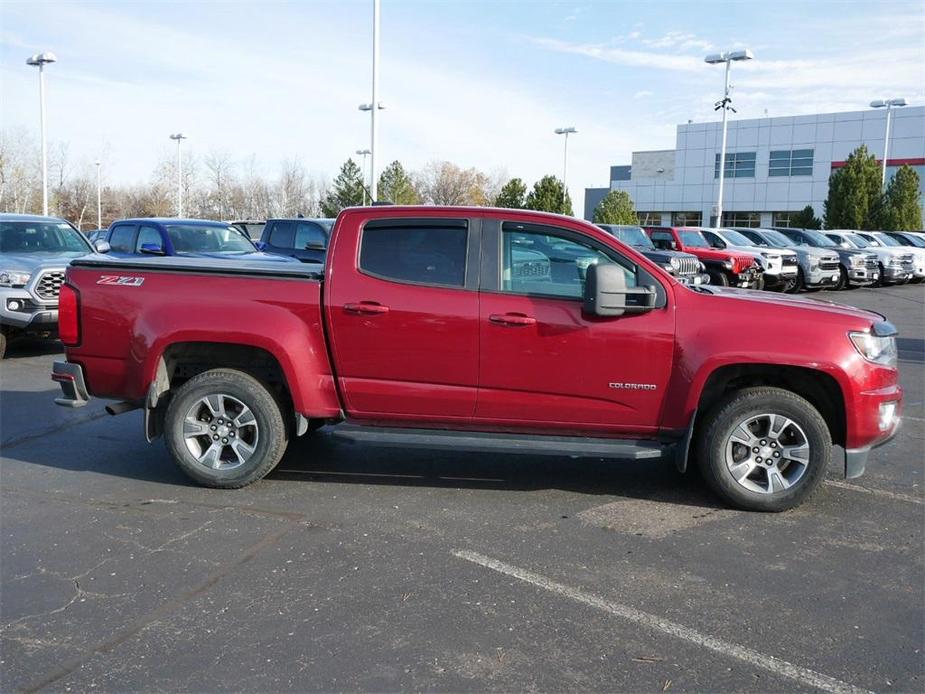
(175, 251, 299, 263)
(632, 246, 699, 264)
(681, 246, 757, 269)
(0, 251, 89, 271)
(700, 285, 883, 324)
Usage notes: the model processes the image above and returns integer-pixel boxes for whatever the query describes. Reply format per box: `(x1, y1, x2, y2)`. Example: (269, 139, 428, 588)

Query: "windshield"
(679, 229, 709, 248)
(720, 229, 755, 246)
(846, 233, 870, 248)
(761, 230, 795, 247)
(166, 225, 257, 253)
(799, 229, 837, 247)
(875, 233, 900, 247)
(900, 234, 925, 248)
(0, 220, 91, 253)
(608, 226, 654, 249)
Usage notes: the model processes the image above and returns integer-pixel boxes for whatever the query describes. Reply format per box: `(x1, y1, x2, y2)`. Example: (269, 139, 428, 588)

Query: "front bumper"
(0, 289, 59, 330)
(734, 267, 762, 287)
(52, 361, 90, 408)
(847, 265, 879, 286)
(676, 273, 710, 286)
(805, 266, 841, 288)
(882, 265, 913, 283)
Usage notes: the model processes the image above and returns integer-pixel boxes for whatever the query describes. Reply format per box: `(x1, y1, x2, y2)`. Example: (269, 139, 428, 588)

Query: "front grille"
(865, 254, 878, 269)
(782, 256, 798, 267)
(675, 257, 699, 276)
(819, 257, 839, 271)
(34, 270, 65, 300)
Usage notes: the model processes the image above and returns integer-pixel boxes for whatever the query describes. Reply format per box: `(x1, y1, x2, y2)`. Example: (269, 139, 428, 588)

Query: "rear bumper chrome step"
(329, 425, 672, 460)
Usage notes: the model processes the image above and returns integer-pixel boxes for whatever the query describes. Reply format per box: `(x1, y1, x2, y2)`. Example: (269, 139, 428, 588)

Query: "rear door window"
(135, 225, 164, 252)
(359, 221, 468, 287)
(294, 222, 327, 250)
(109, 225, 137, 253)
(268, 221, 295, 249)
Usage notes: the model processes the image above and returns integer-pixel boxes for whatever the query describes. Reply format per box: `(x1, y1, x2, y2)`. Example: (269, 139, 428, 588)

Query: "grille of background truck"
(34, 270, 66, 300)
(676, 257, 700, 276)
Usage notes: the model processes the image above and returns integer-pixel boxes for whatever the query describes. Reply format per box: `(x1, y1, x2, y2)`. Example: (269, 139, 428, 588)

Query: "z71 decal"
(97, 275, 145, 286)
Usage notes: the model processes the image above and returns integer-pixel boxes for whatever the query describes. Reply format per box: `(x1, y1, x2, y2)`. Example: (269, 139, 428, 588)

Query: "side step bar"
(328, 425, 672, 460)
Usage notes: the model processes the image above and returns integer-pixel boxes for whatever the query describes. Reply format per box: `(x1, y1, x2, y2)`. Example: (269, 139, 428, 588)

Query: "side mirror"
(840, 242, 850, 249)
(254, 241, 268, 251)
(583, 264, 656, 317)
(139, 243, 165, 256)
(94, 240, 111, 254)
(304, 241, 325, 251)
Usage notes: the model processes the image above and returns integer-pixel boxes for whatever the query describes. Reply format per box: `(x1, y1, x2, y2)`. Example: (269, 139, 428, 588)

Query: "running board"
(328, 425, 671, 460)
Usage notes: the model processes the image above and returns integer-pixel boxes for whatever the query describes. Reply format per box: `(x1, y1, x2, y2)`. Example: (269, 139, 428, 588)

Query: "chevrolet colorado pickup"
(52, 207, 903, 511)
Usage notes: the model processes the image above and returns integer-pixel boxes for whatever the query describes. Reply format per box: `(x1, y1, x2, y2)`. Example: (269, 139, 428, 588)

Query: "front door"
(325, 217, 480, 422)
(476, 221, 675, 434)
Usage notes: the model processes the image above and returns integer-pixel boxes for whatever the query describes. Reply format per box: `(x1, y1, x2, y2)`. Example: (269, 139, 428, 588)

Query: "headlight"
(662, 263, 675, 273)
(723, 260, 733, 270)
(0, 270, 31, 287)
(698, 262, 706, 271)
(669, 257, 680, 270)
(849, 331, 897, 367)
(850, 255, 865, 267)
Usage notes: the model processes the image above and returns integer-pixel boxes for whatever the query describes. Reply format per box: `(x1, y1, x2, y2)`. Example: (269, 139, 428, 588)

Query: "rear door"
(106, 224, 138, 257)
(475, 220, 675, 433)
(263, 220, 328, 263)
(325, 217, 481, 422)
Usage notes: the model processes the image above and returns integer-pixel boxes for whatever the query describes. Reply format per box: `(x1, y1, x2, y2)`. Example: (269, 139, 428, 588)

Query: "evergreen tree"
(790, 205, 822, 229)
(879, 165, 923, 231)
(321, 158, 365, 217)
(823, 145, 883, 229)
(493, 178, 527, 209)
(377, 160, 420, 204)
(524, 175, 573, 215)
(592, 190, 638, 224)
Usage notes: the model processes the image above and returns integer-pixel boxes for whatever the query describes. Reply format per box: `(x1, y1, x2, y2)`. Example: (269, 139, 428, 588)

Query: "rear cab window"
(359, 220, 469, 287)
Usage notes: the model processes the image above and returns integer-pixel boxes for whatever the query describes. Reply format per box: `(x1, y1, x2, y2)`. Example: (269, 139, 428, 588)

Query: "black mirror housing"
(584, 264, 658, 318)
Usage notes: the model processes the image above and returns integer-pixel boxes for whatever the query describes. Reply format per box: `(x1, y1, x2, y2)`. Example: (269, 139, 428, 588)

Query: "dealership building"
(584, 105, 925, 227)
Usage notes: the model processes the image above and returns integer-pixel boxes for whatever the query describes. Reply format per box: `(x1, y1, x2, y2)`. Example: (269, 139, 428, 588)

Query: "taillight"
(58, 283, 80, 346)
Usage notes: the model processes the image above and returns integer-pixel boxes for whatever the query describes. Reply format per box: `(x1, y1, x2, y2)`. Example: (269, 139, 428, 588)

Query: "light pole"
(370, 0, 381, 201)
(26, 52, 57, 216)
(169, 133, 187, 217)
(870, 98, 908, 189)
(358, 102, 385, 202)
(356, 149, 372, 204)
(554, 127, 577, 212)
(705, 48, 754, 228)
(95, 160, 102, 229)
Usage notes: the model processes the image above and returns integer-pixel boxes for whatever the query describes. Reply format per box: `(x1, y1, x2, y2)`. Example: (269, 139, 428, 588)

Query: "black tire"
(834, 265, 848, 291)
(164, 368, 289, 488)
(709, 270, 730, 287)
(788, 268, 805, 293)
(873, 263, 885, 288)
(0, 331, 6, 359)
(754, 275, 765, 291)
(695, 387, 830, 512)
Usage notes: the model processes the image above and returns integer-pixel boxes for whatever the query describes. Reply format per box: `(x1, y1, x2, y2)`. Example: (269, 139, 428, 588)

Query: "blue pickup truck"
(96, 218, 296, 263)
(256, 218, 334, 263)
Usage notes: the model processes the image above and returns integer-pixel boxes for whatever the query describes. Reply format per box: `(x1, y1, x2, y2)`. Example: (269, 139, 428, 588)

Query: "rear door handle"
(489, 313, 536, 327)
(344, 302, 390, 315)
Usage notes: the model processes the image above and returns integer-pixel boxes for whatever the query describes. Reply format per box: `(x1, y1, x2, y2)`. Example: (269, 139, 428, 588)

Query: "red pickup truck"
(53, 207, 902, 511)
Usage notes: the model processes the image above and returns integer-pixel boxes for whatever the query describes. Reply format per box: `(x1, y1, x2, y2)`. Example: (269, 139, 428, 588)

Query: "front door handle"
(344, 302, 390, 315)
(489, 313, 536, 327)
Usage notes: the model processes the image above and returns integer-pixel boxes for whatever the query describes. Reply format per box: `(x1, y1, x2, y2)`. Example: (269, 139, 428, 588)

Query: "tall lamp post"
(369, 0, 381, 201)
(554, 127, 577, 212)
(870, 98, 908, 189)
(95, 160, 102, 229)
(359, 101, 385, 202)
(705, 49, 754, 228)
(26, 52, 57, 216)
(356, 149, 372, 204)
(169, 133, 188, 217)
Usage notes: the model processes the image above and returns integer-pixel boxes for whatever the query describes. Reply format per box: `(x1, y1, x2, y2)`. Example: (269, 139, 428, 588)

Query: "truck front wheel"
(696, 387, 830, 512)
(164, 368, 289, 488)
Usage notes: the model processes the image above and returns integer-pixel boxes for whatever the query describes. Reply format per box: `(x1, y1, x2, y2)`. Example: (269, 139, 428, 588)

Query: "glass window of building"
(714, 152, 756, 178)
(721, 212, 761, 228)
(637, 212, 662, 225)
(771, 211, 801, 227)
(671, 211, 702, 226)
(769, 149, 814, 177)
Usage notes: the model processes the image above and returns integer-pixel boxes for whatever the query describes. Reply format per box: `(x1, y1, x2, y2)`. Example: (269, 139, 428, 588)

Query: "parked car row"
(1, 209, 922, 359)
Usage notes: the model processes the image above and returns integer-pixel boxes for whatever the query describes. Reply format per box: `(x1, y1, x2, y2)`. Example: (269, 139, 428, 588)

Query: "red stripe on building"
(831, 157, 925, 169)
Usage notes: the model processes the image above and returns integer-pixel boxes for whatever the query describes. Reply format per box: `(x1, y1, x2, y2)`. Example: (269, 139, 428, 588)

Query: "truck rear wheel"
(164, 368, 289, 488)
(695, 387, 830, 512)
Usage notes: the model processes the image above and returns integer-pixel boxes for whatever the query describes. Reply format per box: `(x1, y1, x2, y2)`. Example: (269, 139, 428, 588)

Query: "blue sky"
(2, 0, 923, 209)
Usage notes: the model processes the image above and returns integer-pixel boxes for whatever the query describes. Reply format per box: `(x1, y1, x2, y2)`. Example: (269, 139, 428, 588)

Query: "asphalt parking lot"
(1, 284, 923, 693)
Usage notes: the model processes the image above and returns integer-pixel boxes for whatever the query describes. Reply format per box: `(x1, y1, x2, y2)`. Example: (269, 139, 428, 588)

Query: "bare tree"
(416, 161, 492, 206)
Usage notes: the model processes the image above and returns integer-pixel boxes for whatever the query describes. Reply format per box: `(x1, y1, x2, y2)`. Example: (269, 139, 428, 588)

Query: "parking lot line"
(452, 549, 872, 694)
(824, 480, 924, 505)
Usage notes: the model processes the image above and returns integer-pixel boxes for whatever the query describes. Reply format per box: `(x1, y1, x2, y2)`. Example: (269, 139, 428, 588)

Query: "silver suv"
(0, 214, 94, 358)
